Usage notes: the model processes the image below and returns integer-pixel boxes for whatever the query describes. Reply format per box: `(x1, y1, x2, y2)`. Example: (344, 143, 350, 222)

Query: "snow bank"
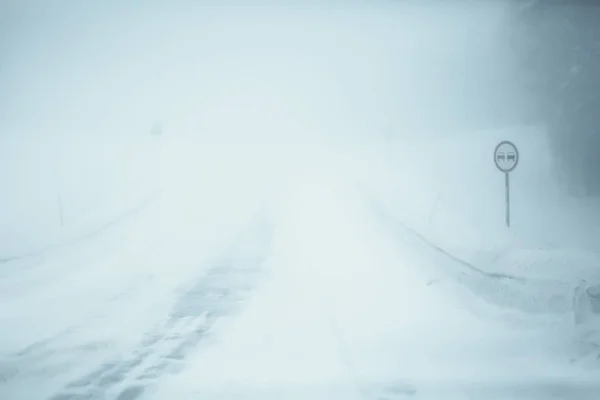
(353, 125, 600, 327)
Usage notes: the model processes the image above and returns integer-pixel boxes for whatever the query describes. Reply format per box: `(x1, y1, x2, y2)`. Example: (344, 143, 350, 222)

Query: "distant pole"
(58, 196, 64, 228)
(505, 172, 510, 227)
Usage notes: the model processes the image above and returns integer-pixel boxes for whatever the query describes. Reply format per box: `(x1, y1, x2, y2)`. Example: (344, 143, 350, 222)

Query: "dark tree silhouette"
(509, 1, 600, 196)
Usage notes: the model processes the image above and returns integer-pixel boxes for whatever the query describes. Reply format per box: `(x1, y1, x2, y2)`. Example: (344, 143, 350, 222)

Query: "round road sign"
(494, 141, 519, 173)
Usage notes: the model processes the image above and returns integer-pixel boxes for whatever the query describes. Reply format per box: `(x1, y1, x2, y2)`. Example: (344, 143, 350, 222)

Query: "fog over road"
(2, 2, 600, 399)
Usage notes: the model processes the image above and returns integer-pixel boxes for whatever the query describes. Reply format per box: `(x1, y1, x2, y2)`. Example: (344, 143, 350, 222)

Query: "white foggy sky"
(0, 0, 531, 256)
(1, 0, 521, 141)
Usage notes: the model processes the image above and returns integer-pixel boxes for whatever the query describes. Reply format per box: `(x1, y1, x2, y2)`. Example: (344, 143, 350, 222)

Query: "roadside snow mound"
(355, 125, 600, 328)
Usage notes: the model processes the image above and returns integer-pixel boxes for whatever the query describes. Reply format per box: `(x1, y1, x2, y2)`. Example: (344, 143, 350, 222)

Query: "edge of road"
(361, 187, 578, 318)
(0, 192, 160, 266)
(362, 186, 600, 368)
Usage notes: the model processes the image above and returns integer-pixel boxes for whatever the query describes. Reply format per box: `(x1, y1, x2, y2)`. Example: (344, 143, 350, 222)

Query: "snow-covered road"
(147, 170, 600, 400)
(5, 2, 600, 398)
(2, 142, 600, 400)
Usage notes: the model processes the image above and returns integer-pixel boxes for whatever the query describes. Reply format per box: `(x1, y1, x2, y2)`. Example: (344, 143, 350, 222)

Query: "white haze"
(0, 1, 523, 256)
(3, 2, 600, 400)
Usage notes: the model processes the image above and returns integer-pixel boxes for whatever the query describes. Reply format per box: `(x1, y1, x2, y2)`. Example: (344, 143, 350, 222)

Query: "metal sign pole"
(505, 172, 510, 227)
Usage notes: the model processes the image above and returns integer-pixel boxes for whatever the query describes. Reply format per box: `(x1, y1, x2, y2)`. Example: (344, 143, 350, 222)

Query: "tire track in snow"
(48, 216, 273, 400)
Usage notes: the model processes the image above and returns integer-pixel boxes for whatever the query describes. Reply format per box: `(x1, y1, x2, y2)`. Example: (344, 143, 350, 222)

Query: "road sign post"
(494, 141, 519, 227)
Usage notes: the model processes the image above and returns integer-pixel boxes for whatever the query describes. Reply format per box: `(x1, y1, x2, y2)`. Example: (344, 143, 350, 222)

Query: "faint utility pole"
(58, 196, 64, 228)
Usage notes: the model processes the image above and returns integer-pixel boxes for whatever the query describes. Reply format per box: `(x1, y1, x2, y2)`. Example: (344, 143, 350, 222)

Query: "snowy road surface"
(5, 2, 600, 398)
(2, 155, 600, 399)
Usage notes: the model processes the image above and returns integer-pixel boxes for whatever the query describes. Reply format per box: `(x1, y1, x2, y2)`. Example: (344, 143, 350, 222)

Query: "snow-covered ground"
(353, 126, 600, 323)
(147, 144, 600, 399)
(4, 3, 600, 399)
(0, 132, 159, 261)
(3, 130, 600, 399)
(0, 133, 288, 399)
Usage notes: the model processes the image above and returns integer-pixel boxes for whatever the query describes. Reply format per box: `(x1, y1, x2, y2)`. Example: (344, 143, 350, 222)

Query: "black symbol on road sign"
(494, 141, 519, 173)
